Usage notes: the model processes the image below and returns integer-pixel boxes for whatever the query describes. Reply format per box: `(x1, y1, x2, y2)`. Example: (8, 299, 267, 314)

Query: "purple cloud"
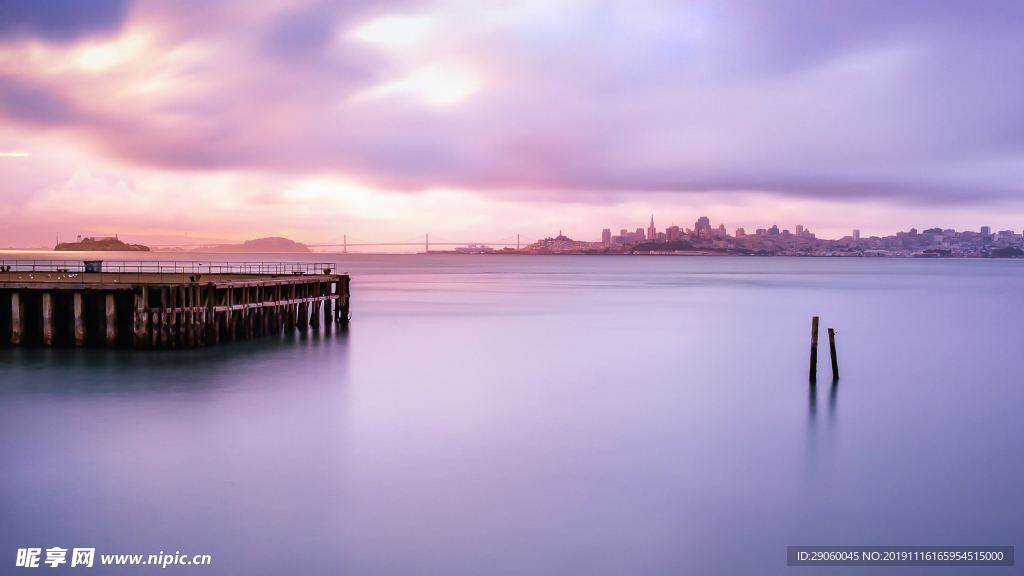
(0, 0, 1022, 205)
(0, 0, 128, 42)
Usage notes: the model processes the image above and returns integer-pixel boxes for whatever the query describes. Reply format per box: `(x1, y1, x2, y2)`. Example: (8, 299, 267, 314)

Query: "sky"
(1, 0, 1023, 248)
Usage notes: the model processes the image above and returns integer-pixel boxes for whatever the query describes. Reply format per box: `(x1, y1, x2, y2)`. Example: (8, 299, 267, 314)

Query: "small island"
(204, 237, 312, 253)
(54, 236, 150, 251)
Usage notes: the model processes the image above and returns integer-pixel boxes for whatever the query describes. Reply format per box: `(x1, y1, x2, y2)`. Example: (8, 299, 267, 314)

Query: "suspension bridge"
(306, 234, 542, 252)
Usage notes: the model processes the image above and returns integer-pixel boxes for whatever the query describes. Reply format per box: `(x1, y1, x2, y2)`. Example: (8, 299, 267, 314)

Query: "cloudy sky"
(1, 0, 1022, 247)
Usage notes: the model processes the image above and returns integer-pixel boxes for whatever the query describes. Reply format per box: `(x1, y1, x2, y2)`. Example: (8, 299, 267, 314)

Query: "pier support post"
(324, 284, 332, 335)
(73, 292, 85, 346)
(134, 287, 146, 348)
(42, 292, 53, 346)
(106, 293, 117, 347)
(828, 328, 839, 381)
(809, 316, 818, 383)
(193, 285, 201, 347)
(160, 287, 168, 348)
(206, 284, 217, 345)
(311, 299, 320, 330)
(10, 292, 22, 345)
(227, 289, 236, 341)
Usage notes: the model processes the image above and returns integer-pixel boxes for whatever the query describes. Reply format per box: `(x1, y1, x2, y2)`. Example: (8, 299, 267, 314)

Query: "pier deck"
(0, 260, 349, 348)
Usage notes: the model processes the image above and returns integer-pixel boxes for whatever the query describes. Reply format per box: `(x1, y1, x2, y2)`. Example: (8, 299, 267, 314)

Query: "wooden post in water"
(227, 289, 235, 341)
(324, 281, 332, 335)
(134, 286, 146, 348)
(73, 292, 85, 346)
(10, 292, 22, 345)
(809, 316, 819, 383)
(42, 292, 53, 346)
(195, 284, 202, 346)
(160, 287, 169, 347)
(106, 293, 117, 347)
(828, 328, 839, 381)
(206, 284, 216, 345)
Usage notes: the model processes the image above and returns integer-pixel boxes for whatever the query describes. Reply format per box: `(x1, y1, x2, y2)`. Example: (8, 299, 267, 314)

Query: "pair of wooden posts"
(808, 316, 838, 383)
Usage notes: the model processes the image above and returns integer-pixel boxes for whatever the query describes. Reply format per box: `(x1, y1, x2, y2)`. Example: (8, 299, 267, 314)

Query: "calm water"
(1, 255, 1021, 574)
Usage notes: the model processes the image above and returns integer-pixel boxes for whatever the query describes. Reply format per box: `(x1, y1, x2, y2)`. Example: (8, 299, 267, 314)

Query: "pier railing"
(0, 260, 337, 275)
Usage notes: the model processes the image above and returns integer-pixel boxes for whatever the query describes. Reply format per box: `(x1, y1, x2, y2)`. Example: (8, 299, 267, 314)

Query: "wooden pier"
(0, 260, 349, 348)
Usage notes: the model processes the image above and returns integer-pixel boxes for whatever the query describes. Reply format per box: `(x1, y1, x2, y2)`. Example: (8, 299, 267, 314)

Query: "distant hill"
(206, 237, 312, 253)
(54, 237, 150, 251)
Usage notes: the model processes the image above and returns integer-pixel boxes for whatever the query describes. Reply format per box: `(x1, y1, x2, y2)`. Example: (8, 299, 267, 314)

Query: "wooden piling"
(324, 281, 332, 335)
(809, 316, 819, 383)
(828, 328, 839, 381)
(134, 287, 144, 348)
(10, 292, 22, 345)
(42, 292, 53, 346)
(73, 292, 85, 346)
(106, 293, 117, 347)
(206, 284, 216, 345)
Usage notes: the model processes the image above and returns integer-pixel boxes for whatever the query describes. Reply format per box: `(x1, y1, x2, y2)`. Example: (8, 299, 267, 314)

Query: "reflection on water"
(2, 255, 1023, 575)
(829, 381, 838, 421)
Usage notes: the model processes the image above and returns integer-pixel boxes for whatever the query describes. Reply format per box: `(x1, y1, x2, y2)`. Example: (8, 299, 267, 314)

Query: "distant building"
(666, 225, 680, 241)
(981, 226, 991, 236)
(636, 228, 646, 241)
(768, 225, 779, 236)
(717, 224, 726, 238)
(853, 229, 861, 240)
(695, 216, 710, 233)
(735, 228, 746, 237)
(647, 216, 656, 242)
(795, 225, 804, 237)
(602, 229, 611, 245)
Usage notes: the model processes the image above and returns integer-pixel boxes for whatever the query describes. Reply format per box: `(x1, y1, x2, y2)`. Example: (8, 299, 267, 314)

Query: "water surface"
(1, 255, 1021, 574)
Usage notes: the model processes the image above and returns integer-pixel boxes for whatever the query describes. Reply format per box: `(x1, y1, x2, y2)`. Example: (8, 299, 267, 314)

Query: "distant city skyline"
(519, 218, 1019, 257)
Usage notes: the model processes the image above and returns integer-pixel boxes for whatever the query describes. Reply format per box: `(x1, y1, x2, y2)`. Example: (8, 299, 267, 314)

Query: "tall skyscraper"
(795, 225, 804, 236)
(695, 216, 710, 233)
(981, 226, 991, 236)
(647, 216, 656, 242)
(853, 229, 861, 240)
(602, 229, 611, 245)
